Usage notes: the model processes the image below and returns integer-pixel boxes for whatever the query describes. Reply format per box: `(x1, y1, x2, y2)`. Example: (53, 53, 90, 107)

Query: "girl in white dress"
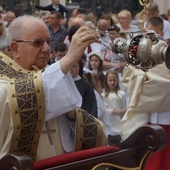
(83, 71, 117, 136)
(102, 69, 127, 135)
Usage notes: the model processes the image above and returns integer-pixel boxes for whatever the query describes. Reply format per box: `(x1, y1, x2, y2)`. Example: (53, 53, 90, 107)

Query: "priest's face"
(11, 19, 51, 70)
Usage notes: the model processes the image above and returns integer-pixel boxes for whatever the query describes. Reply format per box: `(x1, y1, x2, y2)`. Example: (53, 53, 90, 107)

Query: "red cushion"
(34, 146, 119, 170)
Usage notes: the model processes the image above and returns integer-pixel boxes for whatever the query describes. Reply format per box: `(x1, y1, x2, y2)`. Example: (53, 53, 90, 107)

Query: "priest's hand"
(60, 26, 100, 74)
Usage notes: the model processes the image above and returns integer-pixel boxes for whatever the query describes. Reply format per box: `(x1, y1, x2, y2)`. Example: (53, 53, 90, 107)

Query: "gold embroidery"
(0, 52, 45, 161)
(75, 108, 104, 151)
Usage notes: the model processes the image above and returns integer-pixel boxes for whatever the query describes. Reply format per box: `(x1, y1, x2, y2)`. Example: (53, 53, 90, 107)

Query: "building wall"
(154, 0, 169, 14)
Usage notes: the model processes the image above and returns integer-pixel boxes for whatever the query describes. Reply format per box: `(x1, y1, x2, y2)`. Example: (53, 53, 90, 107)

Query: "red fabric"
(145, 125, 170, 170)
(87, 45, 92, 53)
(34, 146, 119, 170)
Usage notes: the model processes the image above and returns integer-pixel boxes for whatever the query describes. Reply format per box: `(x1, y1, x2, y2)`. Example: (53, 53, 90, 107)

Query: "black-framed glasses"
(15, 39, 54, 48)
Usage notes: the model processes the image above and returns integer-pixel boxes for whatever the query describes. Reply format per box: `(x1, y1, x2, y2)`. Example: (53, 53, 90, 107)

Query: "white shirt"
(162, 19, 170, 40)
(117, 23, 141, 39)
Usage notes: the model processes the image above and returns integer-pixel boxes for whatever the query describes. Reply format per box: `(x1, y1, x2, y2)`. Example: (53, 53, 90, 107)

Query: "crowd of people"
(1, 0, 170, 169)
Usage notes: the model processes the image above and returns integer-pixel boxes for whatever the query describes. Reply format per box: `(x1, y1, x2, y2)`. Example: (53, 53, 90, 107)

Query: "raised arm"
(60, 27, 100, 74)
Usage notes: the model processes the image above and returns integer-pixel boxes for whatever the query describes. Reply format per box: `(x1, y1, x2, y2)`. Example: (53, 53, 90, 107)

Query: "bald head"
(97, 19, 109, 32)
(5, 11, 16, 26)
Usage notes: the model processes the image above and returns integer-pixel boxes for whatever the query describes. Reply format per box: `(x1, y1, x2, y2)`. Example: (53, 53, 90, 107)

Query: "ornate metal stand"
(138, 0, 153, 30)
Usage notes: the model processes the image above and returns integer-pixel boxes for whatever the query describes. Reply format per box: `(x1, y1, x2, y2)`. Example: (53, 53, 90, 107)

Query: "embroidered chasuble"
(36, 108, 107, 161)
(0, 52, 45, 161)
(0, 52, 107, 161)
(75, 108, 107, 150)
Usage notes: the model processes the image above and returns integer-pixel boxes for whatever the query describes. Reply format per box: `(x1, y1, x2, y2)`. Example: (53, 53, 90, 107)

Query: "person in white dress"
(102, 69, 127, 135)
(83, 71, 117, 137)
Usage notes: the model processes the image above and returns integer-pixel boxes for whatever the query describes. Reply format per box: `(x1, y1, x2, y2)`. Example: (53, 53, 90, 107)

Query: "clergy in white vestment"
(0, 15, 107, 161)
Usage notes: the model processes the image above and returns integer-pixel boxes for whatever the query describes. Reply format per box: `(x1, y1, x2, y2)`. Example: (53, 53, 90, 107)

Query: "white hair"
(7, 15, 46, 43)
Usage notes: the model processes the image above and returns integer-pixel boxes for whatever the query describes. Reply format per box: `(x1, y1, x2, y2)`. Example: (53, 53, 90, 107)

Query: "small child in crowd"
(85, 52, 105, 89)
(88, 52, 103, 72)
(102, 69, 127, 136)
(83, 71, 118, 138)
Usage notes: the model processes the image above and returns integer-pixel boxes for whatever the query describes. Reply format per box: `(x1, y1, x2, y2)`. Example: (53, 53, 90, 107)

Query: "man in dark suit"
(30, 0, 70, 19)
